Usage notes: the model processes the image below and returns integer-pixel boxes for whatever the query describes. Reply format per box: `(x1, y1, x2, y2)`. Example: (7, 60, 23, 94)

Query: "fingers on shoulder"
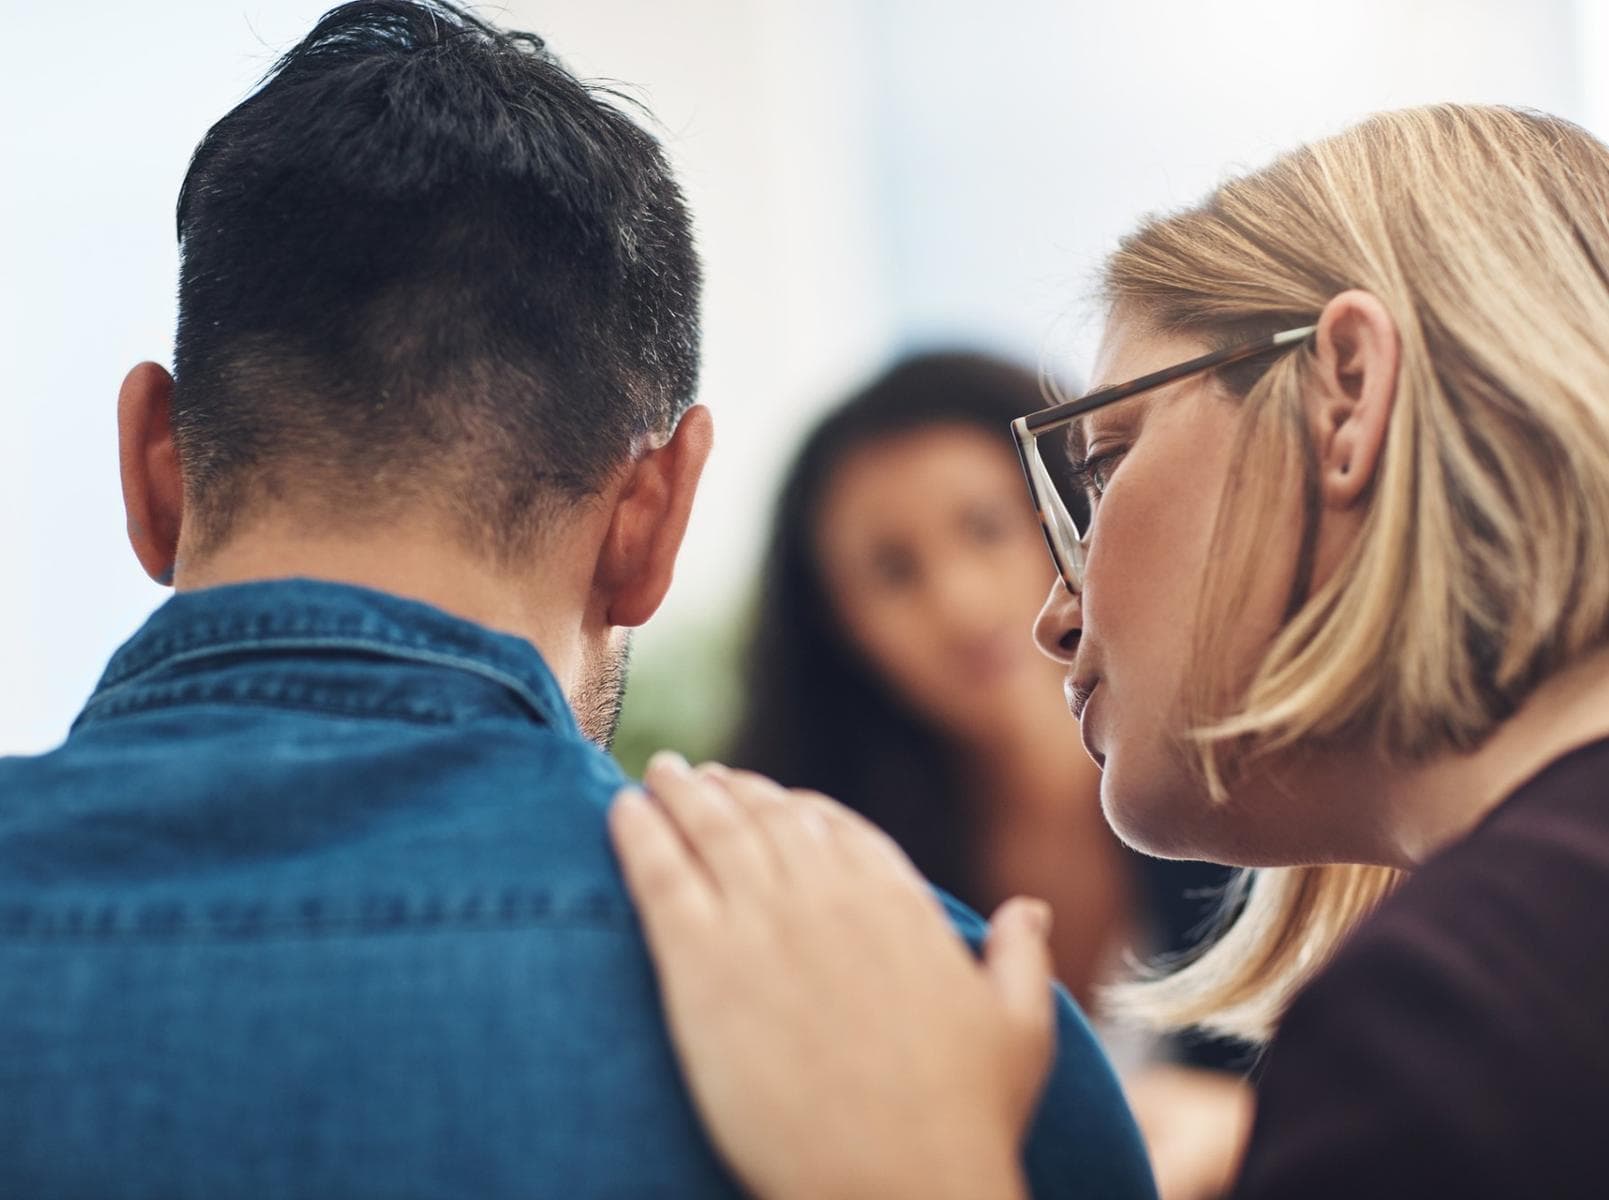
(630, 754, 936, 921)
(984, 898, 1059, 1054)
(608, 785, 720, 940)
(799, 790, 928, 887)
(641, 753, 779, 890)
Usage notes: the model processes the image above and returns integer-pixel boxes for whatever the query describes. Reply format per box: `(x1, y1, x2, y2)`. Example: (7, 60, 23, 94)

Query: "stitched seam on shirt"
(81, 688, 469, 727)
(86, 637, 556, 727)
(0, 891, 631, 943)
(100, 610, 458, 687)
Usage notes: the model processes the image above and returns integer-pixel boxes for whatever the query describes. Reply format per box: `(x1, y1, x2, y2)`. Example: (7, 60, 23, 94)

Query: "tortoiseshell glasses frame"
(1011, 325, 1317, 594)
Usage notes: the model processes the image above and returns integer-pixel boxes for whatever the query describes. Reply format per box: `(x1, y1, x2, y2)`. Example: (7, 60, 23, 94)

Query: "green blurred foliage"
(611, 606, 750, 779)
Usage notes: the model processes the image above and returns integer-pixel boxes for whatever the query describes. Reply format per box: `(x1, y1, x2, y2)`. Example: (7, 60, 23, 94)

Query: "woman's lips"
(1068, 677, 1105, 768)
(1065, 676, 1097, 721)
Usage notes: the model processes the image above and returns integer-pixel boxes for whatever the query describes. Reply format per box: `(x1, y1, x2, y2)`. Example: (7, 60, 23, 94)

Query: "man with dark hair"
(0, 3, 1151, 1196)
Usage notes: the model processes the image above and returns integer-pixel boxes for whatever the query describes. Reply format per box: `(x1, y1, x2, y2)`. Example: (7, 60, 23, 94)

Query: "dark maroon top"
(1234, 736, 1609, 1199)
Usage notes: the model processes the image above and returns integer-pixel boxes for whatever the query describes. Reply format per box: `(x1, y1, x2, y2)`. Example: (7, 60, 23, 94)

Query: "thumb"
(984, 897, 1056, 1039)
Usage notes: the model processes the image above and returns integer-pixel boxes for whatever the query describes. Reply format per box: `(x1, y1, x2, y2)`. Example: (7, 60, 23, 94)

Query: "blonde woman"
(609, 104, 1609, 1200)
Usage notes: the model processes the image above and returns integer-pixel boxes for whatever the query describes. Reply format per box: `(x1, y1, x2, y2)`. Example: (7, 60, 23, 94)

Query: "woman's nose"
(1032, 576, 1081, 663)
(926, 553, 1001, 632)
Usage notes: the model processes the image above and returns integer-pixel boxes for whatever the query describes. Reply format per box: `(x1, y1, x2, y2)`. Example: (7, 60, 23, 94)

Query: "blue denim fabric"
(0, 579, 1155, 1199)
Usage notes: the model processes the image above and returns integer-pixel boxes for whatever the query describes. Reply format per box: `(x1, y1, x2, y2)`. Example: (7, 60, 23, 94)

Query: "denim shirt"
(0, 579, 1155, 1199)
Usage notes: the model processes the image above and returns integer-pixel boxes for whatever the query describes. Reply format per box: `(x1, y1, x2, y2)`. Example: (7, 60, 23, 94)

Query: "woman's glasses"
(1011, 326, 1316, 593)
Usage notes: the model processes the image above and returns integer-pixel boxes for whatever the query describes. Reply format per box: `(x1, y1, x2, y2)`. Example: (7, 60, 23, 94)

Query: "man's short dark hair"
(172, 0, 701, 559)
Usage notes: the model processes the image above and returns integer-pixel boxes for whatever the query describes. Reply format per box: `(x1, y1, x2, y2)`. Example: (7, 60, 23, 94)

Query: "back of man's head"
(171, 0, 701, 562)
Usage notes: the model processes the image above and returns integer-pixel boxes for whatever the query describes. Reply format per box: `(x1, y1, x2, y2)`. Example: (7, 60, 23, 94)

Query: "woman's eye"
(1093, 456, 1119, 493)
(869, 547, 918, 589)
(1069, 449, 1125, 500)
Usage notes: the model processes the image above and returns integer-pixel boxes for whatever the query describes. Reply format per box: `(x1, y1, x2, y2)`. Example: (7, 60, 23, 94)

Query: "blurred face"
(815, 424, 1065, 742)
(1032, 319, 1305, 860)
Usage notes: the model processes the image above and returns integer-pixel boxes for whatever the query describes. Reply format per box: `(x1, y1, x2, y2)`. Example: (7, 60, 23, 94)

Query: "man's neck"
(174, 521, 591, 696)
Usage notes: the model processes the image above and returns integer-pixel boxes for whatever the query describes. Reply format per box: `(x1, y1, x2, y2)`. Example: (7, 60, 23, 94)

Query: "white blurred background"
(2, 0, 1605, 757)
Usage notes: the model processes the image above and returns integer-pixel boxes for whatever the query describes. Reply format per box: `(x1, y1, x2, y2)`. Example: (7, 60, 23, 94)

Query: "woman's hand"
(609, 753, 1058, 1200)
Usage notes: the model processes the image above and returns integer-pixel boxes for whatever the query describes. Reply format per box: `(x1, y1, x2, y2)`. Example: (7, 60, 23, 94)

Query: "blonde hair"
(1102, 105, 1609, 1042)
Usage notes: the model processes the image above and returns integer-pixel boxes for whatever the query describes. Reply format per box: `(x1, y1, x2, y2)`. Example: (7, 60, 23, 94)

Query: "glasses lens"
(1035, 428, 1092, 537)
(1022, 429, 1088, 590)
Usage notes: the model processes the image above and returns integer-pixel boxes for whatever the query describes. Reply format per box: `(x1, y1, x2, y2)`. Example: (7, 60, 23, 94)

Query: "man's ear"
(118, 361, 184, 586)
(594, 404, 714, 627)
(1306, 289, 1400, 508)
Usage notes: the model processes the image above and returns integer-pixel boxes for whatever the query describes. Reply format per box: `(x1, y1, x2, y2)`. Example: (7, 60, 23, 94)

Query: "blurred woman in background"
(730, 354, 1137, 1009)
(729, 354, 1250, 1197)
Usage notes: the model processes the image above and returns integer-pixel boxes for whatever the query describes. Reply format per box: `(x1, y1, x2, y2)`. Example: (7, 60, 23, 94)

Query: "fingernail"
(613, 786, 650, 813)
(1020, 899, 1053, 937)
(647, 750, 691, 778)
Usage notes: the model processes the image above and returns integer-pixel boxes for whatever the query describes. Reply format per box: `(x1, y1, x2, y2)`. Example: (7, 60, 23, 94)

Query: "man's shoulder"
(0, 730, 749, 1195)
(0, 716, 642, 931)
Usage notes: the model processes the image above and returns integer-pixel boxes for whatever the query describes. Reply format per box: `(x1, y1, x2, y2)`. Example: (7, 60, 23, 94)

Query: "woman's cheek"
(851, 604, 941, 713)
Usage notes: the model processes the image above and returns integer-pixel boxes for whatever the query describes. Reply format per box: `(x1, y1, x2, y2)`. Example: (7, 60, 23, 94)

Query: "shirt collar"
(79, 578, 579, 736)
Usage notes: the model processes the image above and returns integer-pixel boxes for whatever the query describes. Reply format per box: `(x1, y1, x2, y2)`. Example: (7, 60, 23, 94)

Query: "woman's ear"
(118, 362, 184, 585)
(1306, 290, 1400, 508)
(593, 404, 715, 628)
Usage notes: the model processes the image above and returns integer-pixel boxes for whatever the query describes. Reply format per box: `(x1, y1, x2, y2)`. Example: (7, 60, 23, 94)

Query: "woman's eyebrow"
(1065, 417, 1089, 462)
